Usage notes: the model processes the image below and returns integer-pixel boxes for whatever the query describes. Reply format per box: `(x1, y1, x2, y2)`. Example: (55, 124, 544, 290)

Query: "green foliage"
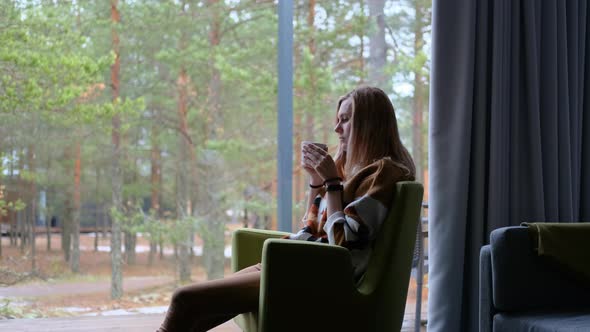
(109, 203, 145, 234)
(0, 0, 430, 275)
(0, 199, 25, 217)
(142, 209, 169, 244)
(0, 298, 42, 319)
(193, 216, 225, 249)
(168, 216, 201, 247)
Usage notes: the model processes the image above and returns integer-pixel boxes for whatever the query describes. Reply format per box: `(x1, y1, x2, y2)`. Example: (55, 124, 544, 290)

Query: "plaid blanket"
(287, 157, 413, 277)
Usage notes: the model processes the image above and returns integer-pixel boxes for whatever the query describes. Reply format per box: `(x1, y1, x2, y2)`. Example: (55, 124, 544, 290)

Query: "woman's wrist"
(323, 177, 343, 185)
(326, 185, 343, 192)
(309, 175, 323, 188)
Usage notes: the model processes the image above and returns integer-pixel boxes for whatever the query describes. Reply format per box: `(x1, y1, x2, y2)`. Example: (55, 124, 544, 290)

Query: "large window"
(0, 0, 429, 328)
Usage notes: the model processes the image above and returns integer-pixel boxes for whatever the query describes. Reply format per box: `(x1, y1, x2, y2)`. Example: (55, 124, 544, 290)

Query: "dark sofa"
(479, 226, 590, 332)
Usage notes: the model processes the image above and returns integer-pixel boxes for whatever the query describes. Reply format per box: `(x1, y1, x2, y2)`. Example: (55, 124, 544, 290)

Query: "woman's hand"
(302, 144, 339, 182)
(301, 145, 323, 186)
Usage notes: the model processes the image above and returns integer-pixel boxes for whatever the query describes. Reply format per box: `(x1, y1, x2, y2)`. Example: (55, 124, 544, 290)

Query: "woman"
(157, 86, 415, 332)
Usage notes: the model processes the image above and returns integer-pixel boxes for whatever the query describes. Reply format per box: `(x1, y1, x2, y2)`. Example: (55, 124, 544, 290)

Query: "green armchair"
(231, 181, 424, 332)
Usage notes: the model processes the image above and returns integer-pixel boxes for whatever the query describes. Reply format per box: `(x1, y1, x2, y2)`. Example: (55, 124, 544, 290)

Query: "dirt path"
(0, 276, 174, 298)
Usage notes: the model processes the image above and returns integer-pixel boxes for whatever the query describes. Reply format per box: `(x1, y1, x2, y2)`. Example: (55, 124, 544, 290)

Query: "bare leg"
(194, 263, 262, 331)
(158, 264, 261, 332)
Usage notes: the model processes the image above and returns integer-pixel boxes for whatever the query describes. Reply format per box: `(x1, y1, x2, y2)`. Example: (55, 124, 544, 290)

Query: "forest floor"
(0, 229, 238, 320)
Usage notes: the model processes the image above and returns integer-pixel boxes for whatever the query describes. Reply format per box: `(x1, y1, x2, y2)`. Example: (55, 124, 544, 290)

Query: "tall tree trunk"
(27, 146, 37, 273)
(18, 150, 26, 253)
(124, 156, 137, 266)
(149, 122, 161, 266)
(94, 218, 99, 251)
(102, 205, 107, 239)
(70, 142, 81, 273)
(29, 204, 36, 271)
(10, 208, 15, 246)
(62, 147, 72, 261)
(203, 0, 225, 281)
(412, 0, 426, 182)
(94, 167, 100, 252)
(110, 0, 123, 300)
(45, 208, 51, 251)
(45, 158, 51, 251)
(18, 209, 24, 253)
(358, 0, 366, 85)
(176, 2, 192, 281)
(150, 123, 161, 214)
(9, 151, 16, 247)
(368, 0, 387, 87)
(125, 232, 136, 265)
(176, 66, 194, 280)
(148, 240, 157, 266)
(62, 198, 71, 261)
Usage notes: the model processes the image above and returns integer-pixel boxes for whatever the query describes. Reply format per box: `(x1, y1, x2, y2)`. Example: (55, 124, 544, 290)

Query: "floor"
(0, 313, 426, 331)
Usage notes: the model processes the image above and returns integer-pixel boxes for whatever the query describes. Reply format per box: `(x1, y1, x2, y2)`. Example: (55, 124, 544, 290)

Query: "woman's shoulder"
(366, 157, 413, 180)
(345, 157, 412, 199)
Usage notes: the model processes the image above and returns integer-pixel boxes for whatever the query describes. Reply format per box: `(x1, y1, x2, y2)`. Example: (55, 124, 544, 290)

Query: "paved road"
(0, 276, 174, 298)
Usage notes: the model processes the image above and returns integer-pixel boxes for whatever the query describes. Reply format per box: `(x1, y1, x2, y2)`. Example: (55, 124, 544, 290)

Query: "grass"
(0, 298, 43, 319)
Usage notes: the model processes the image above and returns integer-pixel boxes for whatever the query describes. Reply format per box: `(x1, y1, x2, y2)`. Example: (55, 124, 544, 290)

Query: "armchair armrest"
(258, 239, 359, 332)
(480, 245, 493, 332)
(231, 228, 289, 273)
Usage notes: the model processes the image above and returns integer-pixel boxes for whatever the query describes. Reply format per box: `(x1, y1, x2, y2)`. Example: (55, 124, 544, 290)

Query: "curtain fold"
(428, 1, 590, 331)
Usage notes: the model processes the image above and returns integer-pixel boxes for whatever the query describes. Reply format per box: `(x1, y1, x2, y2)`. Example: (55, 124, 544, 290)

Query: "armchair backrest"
(357, 181, 424, 331)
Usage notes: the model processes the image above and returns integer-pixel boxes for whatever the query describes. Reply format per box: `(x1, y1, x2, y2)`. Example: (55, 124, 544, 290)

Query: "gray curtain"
(428, 0, 590, 331)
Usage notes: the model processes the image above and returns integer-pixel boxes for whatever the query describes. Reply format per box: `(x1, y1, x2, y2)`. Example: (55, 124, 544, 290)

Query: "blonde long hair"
(334, 86, 416, 180)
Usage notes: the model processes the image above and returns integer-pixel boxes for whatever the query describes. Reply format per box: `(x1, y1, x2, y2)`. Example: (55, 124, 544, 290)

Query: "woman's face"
(334, 98, 352, 152)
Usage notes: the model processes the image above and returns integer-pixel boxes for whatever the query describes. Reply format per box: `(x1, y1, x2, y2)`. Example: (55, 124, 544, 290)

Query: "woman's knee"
(170, 286, 194, 307)
(170, 283, 212, 310)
